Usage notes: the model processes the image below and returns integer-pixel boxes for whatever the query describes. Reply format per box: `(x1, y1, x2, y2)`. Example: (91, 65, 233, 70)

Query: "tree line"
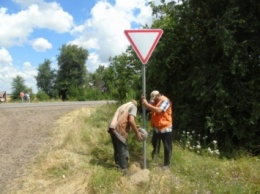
(10, 0, 259, 155)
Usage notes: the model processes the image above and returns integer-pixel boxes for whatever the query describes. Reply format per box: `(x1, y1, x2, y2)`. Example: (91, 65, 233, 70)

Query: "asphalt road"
(0, 100, 116, 109)
(0, 100, 116, 193)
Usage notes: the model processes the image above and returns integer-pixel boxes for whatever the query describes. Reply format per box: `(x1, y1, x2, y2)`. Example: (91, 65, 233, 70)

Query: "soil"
(0, 103, 99, 193)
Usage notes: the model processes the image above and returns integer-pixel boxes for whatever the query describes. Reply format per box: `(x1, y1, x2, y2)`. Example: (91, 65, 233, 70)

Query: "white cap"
(150, 90, 160, 102)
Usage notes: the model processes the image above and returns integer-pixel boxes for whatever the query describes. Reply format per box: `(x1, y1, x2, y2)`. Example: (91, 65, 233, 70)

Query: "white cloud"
(0, 0, 73, 93)
(31, 38, 52, 52)
(86, 52, 109, 72)
(0, 7, 33, 47)
(21, 62, 38, 91)
(0, 47, 13, 66)
(0, 1, 73, 47)
(0, 48, 15, 93)
(70, 0, 154, 71)
(0, 47, 37, 93)
(12, 0, 44, 7)
(29, 3, 73, 33)
(1, 0, 172, 93)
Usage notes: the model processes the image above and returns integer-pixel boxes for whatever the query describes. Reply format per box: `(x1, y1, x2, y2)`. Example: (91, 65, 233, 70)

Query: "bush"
(36, 91, 49, 101)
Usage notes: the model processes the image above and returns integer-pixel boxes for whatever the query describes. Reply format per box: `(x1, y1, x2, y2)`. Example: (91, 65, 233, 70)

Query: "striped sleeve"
(159, 99, 170, 112)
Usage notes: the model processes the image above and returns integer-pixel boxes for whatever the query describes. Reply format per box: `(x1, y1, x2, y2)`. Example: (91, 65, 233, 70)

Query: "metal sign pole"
(142, 64, 147, 169)
(124, 28, 163, 169)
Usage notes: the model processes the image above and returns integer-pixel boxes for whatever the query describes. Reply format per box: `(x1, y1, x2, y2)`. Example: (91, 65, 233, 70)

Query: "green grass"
(81, 104, 260, 194)
(171, 146, 260, 193)
(8, 103, 260, 194)
(90, 104, 260, 194)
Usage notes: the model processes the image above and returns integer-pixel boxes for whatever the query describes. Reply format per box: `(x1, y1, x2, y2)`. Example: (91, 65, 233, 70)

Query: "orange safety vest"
(151, 96, 172, 131)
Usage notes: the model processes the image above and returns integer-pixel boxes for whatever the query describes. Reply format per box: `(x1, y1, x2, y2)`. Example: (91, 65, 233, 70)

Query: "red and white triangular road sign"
(124, 29, 163, 64)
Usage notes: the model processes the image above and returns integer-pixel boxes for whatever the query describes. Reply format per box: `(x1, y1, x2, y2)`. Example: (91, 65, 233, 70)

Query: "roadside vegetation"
(4, 1, 259, 192)
(7, 0, 259, 155)
(7, 104, 259, 194)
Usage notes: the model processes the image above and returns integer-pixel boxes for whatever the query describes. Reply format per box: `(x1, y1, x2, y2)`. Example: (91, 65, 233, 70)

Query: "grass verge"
(5, 103, 260, 194)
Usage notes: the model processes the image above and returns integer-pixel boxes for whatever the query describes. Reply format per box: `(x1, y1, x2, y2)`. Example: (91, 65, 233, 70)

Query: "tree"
(56, 44, 88, 100)
(147, 0, 260, 153)
(35, 59, 56, 98)
(90, 65, 107, 92)
(108, 48, 142, 103)
(11, 76, 30, 100)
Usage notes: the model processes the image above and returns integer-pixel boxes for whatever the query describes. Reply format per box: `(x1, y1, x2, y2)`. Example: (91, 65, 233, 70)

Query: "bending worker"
(108, 100, 142, 174)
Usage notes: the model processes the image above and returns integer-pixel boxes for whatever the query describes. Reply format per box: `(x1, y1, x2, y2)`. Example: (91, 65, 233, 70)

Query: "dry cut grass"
(6, 107, 97, 194)
(5, 104, 260, 194)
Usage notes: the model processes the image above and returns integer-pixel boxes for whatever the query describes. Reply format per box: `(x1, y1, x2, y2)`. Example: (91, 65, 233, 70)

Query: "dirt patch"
(0, 104, 96, 193)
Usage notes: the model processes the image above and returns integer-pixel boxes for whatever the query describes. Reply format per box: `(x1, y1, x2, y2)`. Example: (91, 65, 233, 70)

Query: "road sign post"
(124, 29, 163, 169)
(142, 64, 147, 168)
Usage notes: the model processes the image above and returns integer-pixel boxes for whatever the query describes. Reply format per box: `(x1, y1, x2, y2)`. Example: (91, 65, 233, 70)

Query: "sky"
(0, 0, 171, 94)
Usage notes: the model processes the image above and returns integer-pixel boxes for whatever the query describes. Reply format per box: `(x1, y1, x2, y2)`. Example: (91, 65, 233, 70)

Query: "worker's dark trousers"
(151, 132, 161, 157)
(110, 132, 129, 170)
(152, 131, 172, 166)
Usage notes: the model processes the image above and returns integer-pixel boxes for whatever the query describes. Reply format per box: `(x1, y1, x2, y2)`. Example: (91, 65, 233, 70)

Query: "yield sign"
(124, 29, 163, 64)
